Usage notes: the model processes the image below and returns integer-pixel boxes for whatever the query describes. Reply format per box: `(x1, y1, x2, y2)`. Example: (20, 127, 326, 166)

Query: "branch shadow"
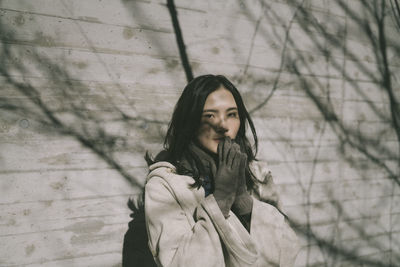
(233, 0, 400, 266)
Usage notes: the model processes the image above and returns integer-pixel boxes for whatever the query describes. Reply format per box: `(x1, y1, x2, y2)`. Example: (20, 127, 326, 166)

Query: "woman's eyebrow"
(203, 107, 238, 113)
(203, 109, 218, 113)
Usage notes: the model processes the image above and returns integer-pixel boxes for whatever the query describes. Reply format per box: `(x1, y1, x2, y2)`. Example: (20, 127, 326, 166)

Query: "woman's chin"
(204, 145, 218, 155)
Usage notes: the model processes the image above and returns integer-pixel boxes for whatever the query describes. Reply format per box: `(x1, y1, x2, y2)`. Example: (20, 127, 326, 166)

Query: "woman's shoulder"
(253, 198, 284, 220)
(145, 161, 205, 215)
(249, 160, 281, 209)
(148, 161, 176, 175)
(249, 160, 273, 183)
(145, 161, 177, 186)
(145, 161, 198, 192)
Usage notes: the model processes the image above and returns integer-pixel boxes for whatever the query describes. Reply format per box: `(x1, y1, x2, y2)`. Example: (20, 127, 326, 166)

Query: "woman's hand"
(232, 151, 253, 216)
(213, 137, 247, 218)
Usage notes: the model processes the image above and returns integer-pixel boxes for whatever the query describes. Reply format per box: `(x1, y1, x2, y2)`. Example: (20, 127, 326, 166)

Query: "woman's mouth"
(213, 137, 225, 143)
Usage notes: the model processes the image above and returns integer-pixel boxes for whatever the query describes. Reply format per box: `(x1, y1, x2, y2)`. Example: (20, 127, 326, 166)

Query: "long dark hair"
(146, 74, 258, 188)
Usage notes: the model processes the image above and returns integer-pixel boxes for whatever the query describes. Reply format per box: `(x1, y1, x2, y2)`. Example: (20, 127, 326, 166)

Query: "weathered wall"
(0, 0, 399, 266)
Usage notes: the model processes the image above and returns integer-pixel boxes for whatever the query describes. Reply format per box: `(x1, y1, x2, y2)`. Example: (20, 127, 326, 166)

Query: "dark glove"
(231, 145, 253, 216)
(213, 137, 246, 218)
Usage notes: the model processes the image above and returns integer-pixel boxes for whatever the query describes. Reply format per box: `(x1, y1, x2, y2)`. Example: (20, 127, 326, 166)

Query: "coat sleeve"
(278, 220, 300, 267)
(251, 199, 300, 266)
(144, 176, 258, 267)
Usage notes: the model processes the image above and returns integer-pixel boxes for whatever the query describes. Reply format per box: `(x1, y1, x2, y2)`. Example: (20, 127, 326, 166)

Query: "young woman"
(132, 74, 299, 266)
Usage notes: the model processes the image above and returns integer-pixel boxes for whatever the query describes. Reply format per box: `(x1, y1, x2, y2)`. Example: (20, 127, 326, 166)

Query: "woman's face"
(196, 87, 241, 154)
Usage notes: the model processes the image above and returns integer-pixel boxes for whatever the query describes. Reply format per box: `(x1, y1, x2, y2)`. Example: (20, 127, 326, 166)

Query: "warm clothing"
(144, 161, 300, 267)
(180, 141, 250, 218)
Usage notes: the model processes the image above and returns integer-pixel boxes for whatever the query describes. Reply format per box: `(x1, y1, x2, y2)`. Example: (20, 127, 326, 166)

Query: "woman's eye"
(203, 114, 214, 119)
(228, 112, 238, 118)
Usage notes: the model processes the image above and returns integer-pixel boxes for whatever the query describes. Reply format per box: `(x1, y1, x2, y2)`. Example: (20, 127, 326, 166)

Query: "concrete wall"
(0, 0, 399, 266)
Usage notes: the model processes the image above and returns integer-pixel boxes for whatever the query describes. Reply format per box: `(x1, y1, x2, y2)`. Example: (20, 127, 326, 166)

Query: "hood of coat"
(147, 161, 177, 182)
(146, 161, 206, 220)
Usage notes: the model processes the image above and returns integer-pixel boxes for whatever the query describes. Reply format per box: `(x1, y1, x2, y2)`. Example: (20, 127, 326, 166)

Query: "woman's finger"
(239, 153, 247, 178)
(217, 138, 225, 163)
(231, 142, 241, 154)
(223, 137, 232, 164)
(225, 145, 233, 167)
(229, 151, 237, 170)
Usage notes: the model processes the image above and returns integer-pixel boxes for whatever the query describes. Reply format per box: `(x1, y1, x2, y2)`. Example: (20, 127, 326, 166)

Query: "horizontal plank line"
(2, 250, 122, 267)
(305, 231, 400, 247)
(285, 195, 400, 208)
(0, 193, 136, 206)
(0, 165, 145, 175)
(0, 219, 128, 237)
(1, 38, 174, 57)
(0, 7, 172, 33)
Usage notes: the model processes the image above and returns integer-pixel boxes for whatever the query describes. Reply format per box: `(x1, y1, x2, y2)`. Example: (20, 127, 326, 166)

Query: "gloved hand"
(213, 137, 247, 218)
(231, 147, 253, 215)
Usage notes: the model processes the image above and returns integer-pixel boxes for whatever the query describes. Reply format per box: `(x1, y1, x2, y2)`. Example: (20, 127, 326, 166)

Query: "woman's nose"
(214, 116, 228, 134)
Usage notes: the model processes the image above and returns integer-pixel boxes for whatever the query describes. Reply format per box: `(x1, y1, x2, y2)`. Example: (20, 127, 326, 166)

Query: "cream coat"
(144, 161, 299, 267)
